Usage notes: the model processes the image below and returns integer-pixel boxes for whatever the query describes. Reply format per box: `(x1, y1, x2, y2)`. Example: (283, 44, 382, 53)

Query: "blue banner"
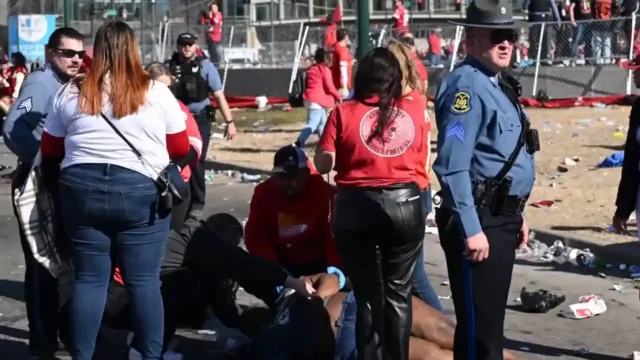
(8, 14, 58, 63)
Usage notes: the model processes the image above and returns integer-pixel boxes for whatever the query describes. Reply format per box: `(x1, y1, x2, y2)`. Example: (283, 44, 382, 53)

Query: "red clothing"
(394, 5, 409, 33)
(324, 24, 337, 50)
(303, 63, 341, 108)
(331, 43, 353, 90)
(428, 33, 442, 55)
(308, 159, 319, 174)
(318, 98, 426, 188)
(245, 175, 341, 271)
(410, 52, 428, 83)
(9, 66, 28, 98)
(178, 101, 203, 182)
(403, 89, 431, 190)
(206, 12, 223, 43)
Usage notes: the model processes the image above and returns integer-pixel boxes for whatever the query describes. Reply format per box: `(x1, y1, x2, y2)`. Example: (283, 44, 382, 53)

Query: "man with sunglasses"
(165, 32, 236, 219)
(3, 27, 84, 359)
(244, 145, 343, 279)
(433, 0, 538, 359)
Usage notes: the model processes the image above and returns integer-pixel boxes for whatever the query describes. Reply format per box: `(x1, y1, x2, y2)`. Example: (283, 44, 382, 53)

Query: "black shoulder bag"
(99, 113, 189, 212)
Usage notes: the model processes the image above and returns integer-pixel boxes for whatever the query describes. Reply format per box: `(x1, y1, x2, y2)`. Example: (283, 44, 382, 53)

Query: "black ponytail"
(352, 48, 403, 144)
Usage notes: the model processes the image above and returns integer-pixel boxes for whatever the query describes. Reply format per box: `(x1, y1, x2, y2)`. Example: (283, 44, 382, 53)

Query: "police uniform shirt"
(3, 64, 65, 165)
(165, 55, 223, 113)
(433, 56, 535, 238)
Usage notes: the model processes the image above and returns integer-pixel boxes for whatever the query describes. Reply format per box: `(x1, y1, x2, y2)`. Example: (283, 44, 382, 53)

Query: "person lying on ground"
(93, 213, 314, 359)
(239, 273, 517, 360)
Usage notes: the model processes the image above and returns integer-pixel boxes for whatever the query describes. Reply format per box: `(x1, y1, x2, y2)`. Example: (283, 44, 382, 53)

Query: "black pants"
(11, 164, 69, 355)
(435, 206, 521, 360)
(333, 183, 425, 360)
(170, 187, 191, 231)
(207, 41, 221, 64)
(190, 110, 213, 213)
(528, 14, 553, 61)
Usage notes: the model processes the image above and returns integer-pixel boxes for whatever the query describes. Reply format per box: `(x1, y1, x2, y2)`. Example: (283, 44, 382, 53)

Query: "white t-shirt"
(43, 80, 187, 180)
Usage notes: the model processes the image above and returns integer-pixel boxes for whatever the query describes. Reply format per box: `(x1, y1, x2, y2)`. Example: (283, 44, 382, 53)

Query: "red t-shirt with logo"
(331, 43, 353, 90)
(394, 5, 409, 33)
(244, 175, 341, 270)
(207, 12, 224, 42)
(318, 98, 426, 188)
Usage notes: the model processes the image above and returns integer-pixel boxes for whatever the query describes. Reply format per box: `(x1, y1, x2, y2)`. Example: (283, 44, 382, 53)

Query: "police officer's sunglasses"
(490, 29, 519, 45)
(52, 48, 87, 59)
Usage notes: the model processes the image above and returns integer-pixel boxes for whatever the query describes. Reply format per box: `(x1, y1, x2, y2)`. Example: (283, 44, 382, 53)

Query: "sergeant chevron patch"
(444, 121, 465, 142)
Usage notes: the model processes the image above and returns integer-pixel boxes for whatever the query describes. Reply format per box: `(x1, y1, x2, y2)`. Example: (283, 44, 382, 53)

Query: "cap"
(621, 54, 640, 70)
(272, 145, 308, 176)
(177, 33, 198, 45)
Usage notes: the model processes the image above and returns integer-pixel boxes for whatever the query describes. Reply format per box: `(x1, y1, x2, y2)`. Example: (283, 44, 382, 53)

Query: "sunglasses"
(53, 48, 86, 59)
(490, 30, 519, 45)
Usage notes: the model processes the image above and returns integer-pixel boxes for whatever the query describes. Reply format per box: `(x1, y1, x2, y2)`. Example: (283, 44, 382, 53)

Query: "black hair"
(353, 47, 403, 143)
(314, 48, 327, 63)
(11, 52, 26, 67)
(336, 28, 349, 42)
(202, 213, 243, 247)
(47, 27, 84, 49)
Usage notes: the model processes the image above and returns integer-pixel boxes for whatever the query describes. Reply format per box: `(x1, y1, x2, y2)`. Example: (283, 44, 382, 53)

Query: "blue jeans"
(411, 188, 444, 312)
(60, 164, 170, 360)
(296, 107, 327, 146)
(335, 292, 358, 360)
(428, 54, 441, 66)
(571, 23, 588, 59)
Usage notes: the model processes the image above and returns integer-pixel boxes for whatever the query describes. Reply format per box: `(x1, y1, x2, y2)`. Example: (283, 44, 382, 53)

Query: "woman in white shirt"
(41, 21, 190, 360)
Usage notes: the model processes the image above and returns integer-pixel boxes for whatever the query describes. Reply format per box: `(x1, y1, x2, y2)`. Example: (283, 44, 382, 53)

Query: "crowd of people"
(0, 0, 554, 357)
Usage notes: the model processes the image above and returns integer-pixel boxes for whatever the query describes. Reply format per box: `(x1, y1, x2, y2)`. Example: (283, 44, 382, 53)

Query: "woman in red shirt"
(295, 48, 341, 147)
(314, 47, 427, 360)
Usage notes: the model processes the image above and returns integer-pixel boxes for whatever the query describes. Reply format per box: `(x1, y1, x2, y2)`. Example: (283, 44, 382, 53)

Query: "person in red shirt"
(205, 2, 224, 64)
(314, 47, 427, 360)
(331, 28, 354, 99)
(400, 33, 428, 94)
(394, 0, 410, 33)
(427, 29, 443, 66)
(324, 14, 338, 51)
(295, 48, 341, 147)
(245, 145, 345, 288)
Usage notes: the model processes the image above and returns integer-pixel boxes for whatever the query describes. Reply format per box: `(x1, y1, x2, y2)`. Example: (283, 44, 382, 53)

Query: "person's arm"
(322, 66, 342, 102)
(550, 0, 562, 23)
(244, 185, 280, 265)
(202, 60, 232, 122)
(432, 86, 488, 238)
(314, 106, 340, 174)
(615, 108, 639, 220)
(12, 71, 25, 99)
(159, 84, 190, 159)
(3, 75, 51, 163)
(569, 1, 577, 23)
(179, 101, 203, 160)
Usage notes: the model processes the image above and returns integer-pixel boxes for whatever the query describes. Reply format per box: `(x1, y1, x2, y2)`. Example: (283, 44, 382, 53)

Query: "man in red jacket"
(245, 145, 344, 284)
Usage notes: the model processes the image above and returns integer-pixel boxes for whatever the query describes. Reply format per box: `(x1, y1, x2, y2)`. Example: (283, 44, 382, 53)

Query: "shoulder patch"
(450, 91, 471, 114)
(18, 97, 32, 113)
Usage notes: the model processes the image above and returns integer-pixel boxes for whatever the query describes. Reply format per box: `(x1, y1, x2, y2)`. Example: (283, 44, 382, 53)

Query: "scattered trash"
(598, 152, 624, 168)
(205, 170, 216, 185)
(519, 287, 566, 313)
(557, 165, 569, 173)
(577, 118, 592, 126)
(255, 96, 268, 110)
(612, 284, 625, 293)
(563, 158, 577, 166)
(212, 133, 224, 139)
(620, 264, 628, 271)
(598, 272, 607, 278)
(441, 280, 450, 286)
(591, 102, 606, 109)
(613, 131, 625, 139)
(241, 173, 262, 183)
(566, 295, 607, 319)
(438, 295, 451, 300)
(252, 119, 265, 127)
(531, 200, 555, 208)
(576, 348, 590, 355)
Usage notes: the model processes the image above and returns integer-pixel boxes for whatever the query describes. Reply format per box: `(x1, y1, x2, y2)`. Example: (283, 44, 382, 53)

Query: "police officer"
(165, 32, 236, 215)
(3, 27, 85, 359)
(433, 0, 538, 359)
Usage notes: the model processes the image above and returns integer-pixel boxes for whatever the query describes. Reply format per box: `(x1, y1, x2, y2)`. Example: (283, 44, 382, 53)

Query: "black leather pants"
(333, 183, 425, 360)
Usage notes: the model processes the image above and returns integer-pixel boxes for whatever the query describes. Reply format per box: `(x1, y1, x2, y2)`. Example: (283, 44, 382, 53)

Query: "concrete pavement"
(0, 165, 638, 358)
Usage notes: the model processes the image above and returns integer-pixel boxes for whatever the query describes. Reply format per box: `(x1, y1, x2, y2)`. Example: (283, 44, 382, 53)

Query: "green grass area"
(229, 107, 306, 129)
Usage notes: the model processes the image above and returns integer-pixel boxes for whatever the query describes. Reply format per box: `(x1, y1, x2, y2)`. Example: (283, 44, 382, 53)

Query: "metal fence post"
(288, 25, 309, 94)
(449, 25, 462, 72)
(532, 22, 545, 97)
(222, 25, 235, 91)
(64, 0, 71, 27)
(628, 10, 639, 95)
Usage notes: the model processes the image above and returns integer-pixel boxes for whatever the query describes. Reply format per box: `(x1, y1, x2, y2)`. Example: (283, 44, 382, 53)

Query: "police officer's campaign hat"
(448, 0, 528, 29)
(177, 32, 198, 45)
